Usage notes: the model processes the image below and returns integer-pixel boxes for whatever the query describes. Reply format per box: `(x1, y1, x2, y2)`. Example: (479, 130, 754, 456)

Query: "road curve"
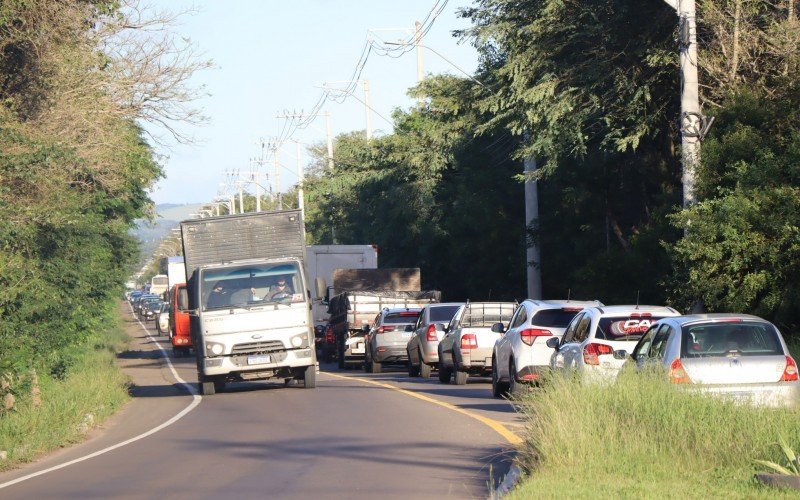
(0, 306, 518, 499)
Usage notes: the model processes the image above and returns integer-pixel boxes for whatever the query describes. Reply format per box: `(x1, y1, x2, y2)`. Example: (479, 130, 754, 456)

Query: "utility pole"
(524, 152, 543, 300)
(295, 139, 305, 216)
(415, 20, 424, 83)
(269, 142, 282, 210)
(664, 0, 704, 207)
(324, 111, 334, 169)
(276, 111, 334, 169)
(363, 79, 373, 140)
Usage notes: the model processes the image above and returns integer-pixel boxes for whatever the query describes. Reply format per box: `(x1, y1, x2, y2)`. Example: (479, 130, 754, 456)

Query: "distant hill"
(131, 203, 205, 262)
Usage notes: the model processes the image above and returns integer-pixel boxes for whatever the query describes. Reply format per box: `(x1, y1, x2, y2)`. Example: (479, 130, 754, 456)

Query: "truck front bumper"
(202, 347, 315, 380)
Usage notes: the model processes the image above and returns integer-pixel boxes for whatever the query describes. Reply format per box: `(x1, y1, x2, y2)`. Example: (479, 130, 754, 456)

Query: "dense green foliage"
(0, 1, 160, 404)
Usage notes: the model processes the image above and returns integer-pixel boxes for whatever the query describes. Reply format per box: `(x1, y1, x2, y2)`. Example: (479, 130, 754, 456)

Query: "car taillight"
(325, 327, 334, 343)
(520, 328, 551, 346)
(377, 325, 396, 334)
(781, 356, 798, 382)
(669, 358, 692, 384)
(461, 334, 478, 350)
(582, 343, 613, 365)
(426, 324, 438, 341)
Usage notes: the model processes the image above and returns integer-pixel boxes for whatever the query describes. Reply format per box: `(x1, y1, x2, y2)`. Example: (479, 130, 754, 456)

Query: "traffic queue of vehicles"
(347, 297, 799, 408)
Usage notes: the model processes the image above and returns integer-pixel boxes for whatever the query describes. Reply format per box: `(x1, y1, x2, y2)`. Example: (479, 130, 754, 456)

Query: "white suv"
(548, 305, 680, 382)
(492, 299, 602, 397)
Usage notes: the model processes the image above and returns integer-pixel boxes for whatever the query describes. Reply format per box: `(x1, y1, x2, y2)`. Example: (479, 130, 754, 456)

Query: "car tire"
(408, 351, 420, 377)
(453, 358, 468, 386)
(492, 356, 509, 398)
(370, 358, 382, 374)
(509, 359, 524, 397)
(419, 349, 432, 378)
(302, 365, 316, 389)
(213, 380, 225, 393)
(337, 342, 345, 369)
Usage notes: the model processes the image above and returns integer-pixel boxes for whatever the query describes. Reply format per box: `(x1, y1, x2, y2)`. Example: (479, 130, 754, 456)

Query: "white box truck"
(181, 209, 316, 395)
(306, 245, 378, 327)
(166, 256, 187, 289)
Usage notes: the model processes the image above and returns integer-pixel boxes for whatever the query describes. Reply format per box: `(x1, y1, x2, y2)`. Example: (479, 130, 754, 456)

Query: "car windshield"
(430, 305, 461, 323)
(531, 309, 580, 328)
(596, 315, 672, 341)
(680, 321, 784, 358)
(384, 311, 420, 324)
(201, 262, 304, 310)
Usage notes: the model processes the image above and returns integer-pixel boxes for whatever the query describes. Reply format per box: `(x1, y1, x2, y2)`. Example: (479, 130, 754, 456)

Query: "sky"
(146, 0, 481, 205)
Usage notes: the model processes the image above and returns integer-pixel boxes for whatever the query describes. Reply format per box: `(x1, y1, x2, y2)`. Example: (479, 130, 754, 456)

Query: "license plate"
(402, 332, 412, 338)
(247, 355, 270, 365)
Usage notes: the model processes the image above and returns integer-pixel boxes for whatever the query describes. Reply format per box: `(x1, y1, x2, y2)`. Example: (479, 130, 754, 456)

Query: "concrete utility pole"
(524, 152, 543, 300)
(363, 79, 373, 140)
(294, 139, 305, 216)
(270, 143, 282, 210)
(664, 0, 703, 207)
(276, 111, 334, 169)
(415, 21, 424, 83)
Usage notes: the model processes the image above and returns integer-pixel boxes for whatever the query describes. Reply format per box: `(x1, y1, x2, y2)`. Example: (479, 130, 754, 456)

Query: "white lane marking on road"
(0, 306, 202, 490)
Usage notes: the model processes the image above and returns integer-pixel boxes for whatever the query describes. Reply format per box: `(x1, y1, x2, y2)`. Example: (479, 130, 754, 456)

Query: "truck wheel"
(213, 380, 225, 393)
(438, 365, 451, 383)
(419, 350, 432, 378)
(370, 359, 382, 374)
(302, 365, 316, 389)
(337, 343, 345, 369)
(199, 380, 215, 395)
(452, 357, 468, 385)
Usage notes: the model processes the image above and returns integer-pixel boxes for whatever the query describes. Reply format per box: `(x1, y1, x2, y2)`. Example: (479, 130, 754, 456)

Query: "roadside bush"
(511, 369, 800, 497)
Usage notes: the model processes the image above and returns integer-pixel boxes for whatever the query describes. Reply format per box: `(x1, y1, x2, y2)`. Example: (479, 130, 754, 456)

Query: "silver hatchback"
(625, 314, 800, 408)
(364, 308, 421, 373)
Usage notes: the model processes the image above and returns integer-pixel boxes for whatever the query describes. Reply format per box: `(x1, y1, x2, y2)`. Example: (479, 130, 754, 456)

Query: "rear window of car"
(680, 322, 784, 358)
(461, 310, 515, 327)
(430, 305, 461, 323)
(383, 311, 420, 324)
(530, 309, 581, 328)
(596, 315, 672, 341)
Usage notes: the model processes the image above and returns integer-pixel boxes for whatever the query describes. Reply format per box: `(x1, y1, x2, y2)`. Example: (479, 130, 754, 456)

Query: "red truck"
(169, 283, 192, 357)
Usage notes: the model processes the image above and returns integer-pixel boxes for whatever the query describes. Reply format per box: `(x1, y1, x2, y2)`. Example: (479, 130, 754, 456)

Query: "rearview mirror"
(491, 322, 505, 333)
(545, 337, 559, 349)
(315, 277, 327, 302)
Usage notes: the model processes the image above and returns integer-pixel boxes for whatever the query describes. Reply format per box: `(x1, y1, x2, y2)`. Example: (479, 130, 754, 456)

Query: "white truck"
(149, 274, 169, 296)
(181, 209, 317, 395)
(165, 255, 187, 289)
(306, 245, 378, 327)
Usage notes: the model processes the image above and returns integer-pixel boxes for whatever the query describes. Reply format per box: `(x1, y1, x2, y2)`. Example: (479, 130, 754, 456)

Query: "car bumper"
(374, 345, 409, 363)
(420, 341, 440, 365)
(460, 347, 493, 371)
(695, 382, 800, 409)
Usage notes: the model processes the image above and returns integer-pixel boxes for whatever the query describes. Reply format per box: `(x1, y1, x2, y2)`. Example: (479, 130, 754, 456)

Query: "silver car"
(407, 303, 464, 378)
(625, 314, 800, 408)
(438, 302, 517, 385)
(364, 308, 421, 373)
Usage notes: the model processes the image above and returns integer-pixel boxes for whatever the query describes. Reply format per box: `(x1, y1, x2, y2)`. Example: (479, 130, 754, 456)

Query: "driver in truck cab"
(250, 278, 293, 301)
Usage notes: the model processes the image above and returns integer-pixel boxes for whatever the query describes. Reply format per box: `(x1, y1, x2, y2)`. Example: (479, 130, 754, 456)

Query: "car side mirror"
(613, 349, 628, 360)
(361, 324, 370, 332)
(436, 323, 447, 332)
(545, 337, 560, 349)
(405, 325, 414, 332)
(491, 323, 505, 333)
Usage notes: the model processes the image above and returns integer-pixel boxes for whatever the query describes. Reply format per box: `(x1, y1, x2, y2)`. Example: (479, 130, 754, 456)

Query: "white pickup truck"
(437, 302, 517, 385)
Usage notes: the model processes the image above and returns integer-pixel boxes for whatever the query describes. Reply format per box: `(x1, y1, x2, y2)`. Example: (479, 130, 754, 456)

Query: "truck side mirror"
(315, 277, 327, 302)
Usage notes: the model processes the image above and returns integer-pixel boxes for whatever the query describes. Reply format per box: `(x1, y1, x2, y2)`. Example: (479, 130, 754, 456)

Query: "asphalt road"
(0, 306, 521, 499)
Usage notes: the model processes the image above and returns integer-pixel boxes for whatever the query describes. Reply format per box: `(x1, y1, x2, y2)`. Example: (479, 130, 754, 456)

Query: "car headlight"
(205, 342, 224, 356)
(291, 335, 304, 348)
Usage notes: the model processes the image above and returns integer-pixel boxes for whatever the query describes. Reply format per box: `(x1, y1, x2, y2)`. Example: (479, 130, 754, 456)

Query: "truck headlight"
(205, 342, 224, 356)
(291, 335, 303, 348)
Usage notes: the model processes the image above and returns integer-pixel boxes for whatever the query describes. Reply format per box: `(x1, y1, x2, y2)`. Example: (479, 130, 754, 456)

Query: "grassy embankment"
(0, 310, 131, 472)
(510, 345, 800, 498)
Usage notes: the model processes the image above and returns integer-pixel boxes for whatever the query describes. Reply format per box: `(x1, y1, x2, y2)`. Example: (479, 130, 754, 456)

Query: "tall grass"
(509, 369, 800, 498)
(0, 314, 131, 471)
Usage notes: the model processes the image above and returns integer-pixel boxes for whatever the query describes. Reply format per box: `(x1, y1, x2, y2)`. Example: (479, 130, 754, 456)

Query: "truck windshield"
(201, 262, 304, 310)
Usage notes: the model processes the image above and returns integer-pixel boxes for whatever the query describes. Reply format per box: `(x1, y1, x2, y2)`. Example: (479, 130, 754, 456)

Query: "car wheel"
(492, 356, 509, 398)
(371, 358, 382, 374)
(199, 378, 215, 396)
(213, 380, 225, 393)
(509, 359, 524, 397)
(419, 349, 432, 378)
(453, 357, 467, 385)
(302, 365, 316, 389)
(337, 342, 345, 369)
(408, 350, 420, 377)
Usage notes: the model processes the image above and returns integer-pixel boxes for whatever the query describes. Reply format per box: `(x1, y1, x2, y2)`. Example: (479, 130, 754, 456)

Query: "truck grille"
(232, 340, 285, 356)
